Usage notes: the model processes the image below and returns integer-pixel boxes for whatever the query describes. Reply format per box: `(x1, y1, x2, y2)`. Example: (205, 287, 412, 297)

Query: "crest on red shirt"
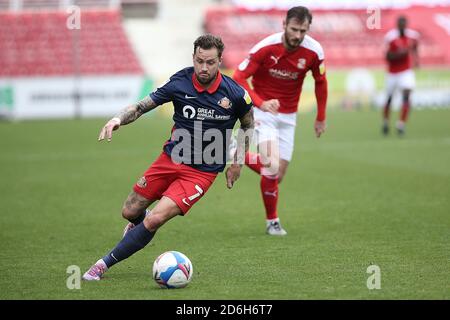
(218, 97, 232, 109)
(297, 58, 306, 69)
(137, 176, 147, 188)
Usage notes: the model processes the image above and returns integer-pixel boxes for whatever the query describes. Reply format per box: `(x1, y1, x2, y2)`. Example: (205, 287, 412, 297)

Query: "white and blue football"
(152, 251, 193, 289)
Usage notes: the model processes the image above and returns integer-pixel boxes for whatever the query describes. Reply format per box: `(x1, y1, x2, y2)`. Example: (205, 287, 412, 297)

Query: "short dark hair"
(193, 34, 225, 58)
(398, 15, 407, 23)
(286, 6, 312, 24)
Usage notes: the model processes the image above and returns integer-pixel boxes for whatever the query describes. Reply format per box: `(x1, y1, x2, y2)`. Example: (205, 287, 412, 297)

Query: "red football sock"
(400, 101, 410, 122)
(245, 152, 263, 174)
(261, 175, 279, 220)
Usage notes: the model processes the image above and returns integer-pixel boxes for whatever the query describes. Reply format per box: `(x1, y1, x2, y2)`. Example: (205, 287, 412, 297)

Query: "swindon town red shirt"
(385, 28, 420, 74)
(233, 32, 327, 120)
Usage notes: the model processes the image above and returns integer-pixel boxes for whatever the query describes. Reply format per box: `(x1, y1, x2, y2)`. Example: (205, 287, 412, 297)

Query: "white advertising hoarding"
(0, 75, 146, 120)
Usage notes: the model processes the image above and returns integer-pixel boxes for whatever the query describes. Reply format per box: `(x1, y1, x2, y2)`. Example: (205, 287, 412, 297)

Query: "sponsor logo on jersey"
(182, 105, 196, 119)
(217, 97, 232, 109)
(196, 108, 215, 120)
(182, 105, 231, 121)
(268, 68, 299, 80)
(270, 55, 280, 65)
(297, 58, 306, 69)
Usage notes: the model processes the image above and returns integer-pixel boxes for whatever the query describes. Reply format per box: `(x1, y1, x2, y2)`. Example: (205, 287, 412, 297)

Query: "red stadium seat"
(0, 10, 143, 77)
(204, 7, 450, 69)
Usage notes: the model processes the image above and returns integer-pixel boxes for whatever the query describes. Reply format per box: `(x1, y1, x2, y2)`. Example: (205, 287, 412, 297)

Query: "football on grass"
(152, 251, 193, 289)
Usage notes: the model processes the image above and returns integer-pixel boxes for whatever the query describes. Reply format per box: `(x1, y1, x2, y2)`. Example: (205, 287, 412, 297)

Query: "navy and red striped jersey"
(150, 67, 253, 173)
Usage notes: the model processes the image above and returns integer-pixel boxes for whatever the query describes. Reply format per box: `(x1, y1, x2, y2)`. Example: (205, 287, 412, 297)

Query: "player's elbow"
(315, 77, 327, 87)
(315, 77, 326, 83)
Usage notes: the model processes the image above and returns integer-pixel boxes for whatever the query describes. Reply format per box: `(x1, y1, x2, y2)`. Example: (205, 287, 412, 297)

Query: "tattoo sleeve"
(235, 108, 255, 165)
(115, 96, 158, 126)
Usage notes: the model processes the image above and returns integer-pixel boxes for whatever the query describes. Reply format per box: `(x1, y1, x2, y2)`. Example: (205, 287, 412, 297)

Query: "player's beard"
(284, 34, 301, 51)
(288, 37, 301, 49)
(196, 71, 216, 86)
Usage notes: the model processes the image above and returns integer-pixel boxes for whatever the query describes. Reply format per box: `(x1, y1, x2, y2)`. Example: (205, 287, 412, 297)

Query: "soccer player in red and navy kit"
(382, 16, 419, 136)
(82, 34, 254, 281)
(233, 6, 327, 235)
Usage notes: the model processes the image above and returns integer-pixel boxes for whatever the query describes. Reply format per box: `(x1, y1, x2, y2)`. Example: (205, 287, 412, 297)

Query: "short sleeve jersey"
(149, 67, 253, 173)
(384, 28, 420, 73)
(237, 32, 326, 113)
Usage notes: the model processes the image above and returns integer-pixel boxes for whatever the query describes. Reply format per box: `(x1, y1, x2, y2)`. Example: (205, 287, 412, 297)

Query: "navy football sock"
(128, 211, 146, 225)
(102, 223, 155, 268)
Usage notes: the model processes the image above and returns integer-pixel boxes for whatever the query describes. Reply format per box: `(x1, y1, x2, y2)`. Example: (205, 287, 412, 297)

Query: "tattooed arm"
(234, 108, 254, 164)
(226, 108, 254, 189)
(115, 96, 158, 125)
(98, 96, 158, 142)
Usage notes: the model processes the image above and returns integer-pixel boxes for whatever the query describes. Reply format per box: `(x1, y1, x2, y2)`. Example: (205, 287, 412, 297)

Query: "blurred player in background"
(382, 15, 419, 136)
(83, 34, 254, 281)
(233, 6, 327, 236)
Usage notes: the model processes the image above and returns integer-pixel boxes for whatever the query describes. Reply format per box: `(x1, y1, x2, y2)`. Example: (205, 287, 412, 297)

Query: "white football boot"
(396, 120, 405, 136)
(82, 259, 108, 281)
(266, 220, 287, 236)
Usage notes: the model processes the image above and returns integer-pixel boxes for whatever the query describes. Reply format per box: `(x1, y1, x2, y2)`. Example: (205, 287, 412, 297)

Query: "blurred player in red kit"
(382, 16, 419, 136)
(233, 6, 328, 235)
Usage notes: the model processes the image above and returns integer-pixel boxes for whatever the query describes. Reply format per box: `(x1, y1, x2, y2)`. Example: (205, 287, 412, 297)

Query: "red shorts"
(133, 152, 217, 214)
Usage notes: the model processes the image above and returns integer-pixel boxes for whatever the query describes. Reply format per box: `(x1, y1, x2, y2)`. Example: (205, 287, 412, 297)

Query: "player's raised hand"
(225, 164, 242, 189)
(314, 120, 326, 138)
(98, 117, 121, 142)
(260, 99, 280, 115)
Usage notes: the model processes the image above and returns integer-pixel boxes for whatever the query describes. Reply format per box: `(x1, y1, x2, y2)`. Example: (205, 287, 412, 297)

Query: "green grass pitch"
(0, 108, 449, 299)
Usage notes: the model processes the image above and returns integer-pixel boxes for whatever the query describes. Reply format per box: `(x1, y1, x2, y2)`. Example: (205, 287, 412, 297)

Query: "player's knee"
(143, 212, 166, 232)
(402, 90, 411, 102)
(121, 206, 132, 220)
(403, 95, 410, 104)
(121, 206, 142, 221)
(264, 157, 280, 176)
